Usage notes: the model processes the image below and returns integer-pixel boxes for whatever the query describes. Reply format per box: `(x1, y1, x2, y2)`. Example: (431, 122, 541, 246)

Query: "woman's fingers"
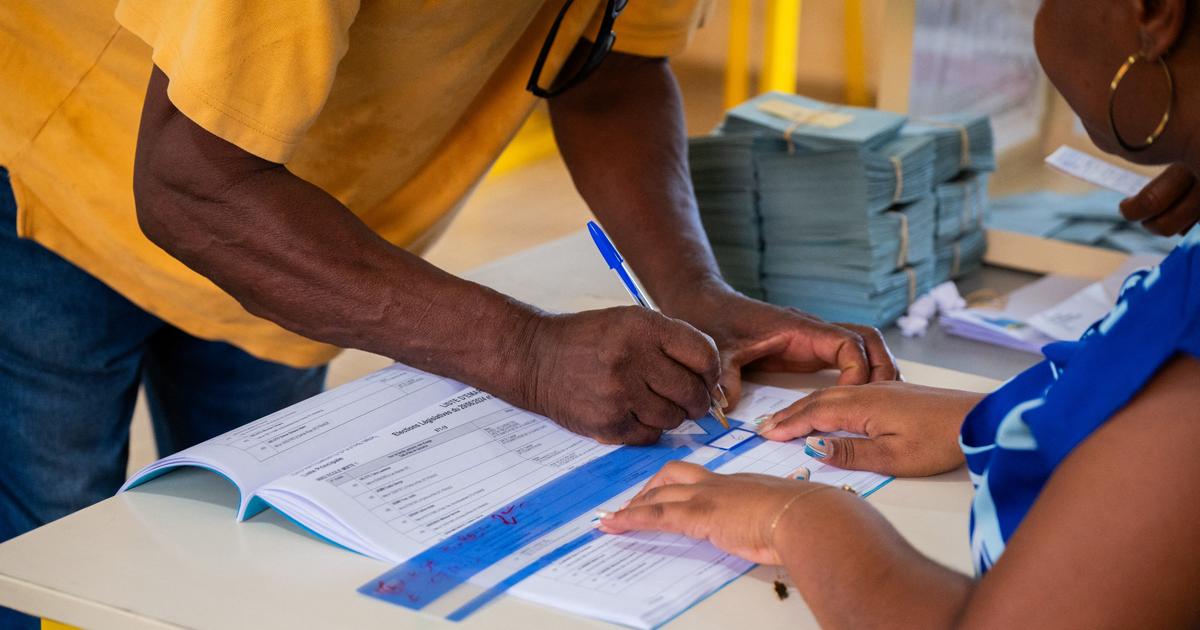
(1120, 162, 1200, 235)
(598, 499, 700, 535)
(757, 386, 871, 440)
(623, 461, 711, 505)
(1120, 163, 1193, 224)
(799, 435, 898, 474)
(601, 462, 712, 535)
(622, 483, 699, 511)
(1143, 180, 1200, 236)
(648, 460, 710, 486)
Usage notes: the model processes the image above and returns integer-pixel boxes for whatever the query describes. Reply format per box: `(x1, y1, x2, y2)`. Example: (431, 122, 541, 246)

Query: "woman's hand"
(1120, 163, 1200, 236)
(757, 382, 984, 477)
(597, 461, 831, 564)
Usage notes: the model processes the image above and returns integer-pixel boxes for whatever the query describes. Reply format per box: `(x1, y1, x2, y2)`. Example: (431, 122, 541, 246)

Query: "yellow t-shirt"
(0, 0, 711, 367)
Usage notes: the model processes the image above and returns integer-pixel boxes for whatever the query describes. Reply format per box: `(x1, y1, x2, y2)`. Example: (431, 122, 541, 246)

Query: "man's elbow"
(132, 159, 186, 254)
(130, 149, 230, 267)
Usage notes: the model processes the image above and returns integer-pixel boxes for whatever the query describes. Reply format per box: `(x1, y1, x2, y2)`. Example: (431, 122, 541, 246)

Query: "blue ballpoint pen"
(586, 221, 730, 428)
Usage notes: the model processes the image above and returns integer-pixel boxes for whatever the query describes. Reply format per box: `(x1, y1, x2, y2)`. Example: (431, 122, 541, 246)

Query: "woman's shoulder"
(1021, 231, 1200, 462)
(962, 231, 1200, 465)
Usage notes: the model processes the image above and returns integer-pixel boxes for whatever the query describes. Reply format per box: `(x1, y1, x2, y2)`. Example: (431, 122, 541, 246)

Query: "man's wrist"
(653, 273, 743, 323)
(464, 290, 547, 407)
(375, 276, 546, 407)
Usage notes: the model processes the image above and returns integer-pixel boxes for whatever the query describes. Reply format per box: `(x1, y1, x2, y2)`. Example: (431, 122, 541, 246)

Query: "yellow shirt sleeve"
(611, 0, 714, 58)
(115, 0, 361, 163)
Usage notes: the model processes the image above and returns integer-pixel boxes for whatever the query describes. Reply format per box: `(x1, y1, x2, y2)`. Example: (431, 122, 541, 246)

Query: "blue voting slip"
(987, 189, 1183, 256)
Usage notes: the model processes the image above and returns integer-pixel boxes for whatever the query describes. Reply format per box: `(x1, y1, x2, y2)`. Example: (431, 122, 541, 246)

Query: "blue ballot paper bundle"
(987, 189, 1183, 255)
(690, 92, 996, 327)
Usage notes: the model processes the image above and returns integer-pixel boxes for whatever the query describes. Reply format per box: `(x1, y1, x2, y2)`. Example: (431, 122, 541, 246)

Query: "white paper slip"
(1045, 145, 1151, 197)
(1026, 282, 1113, 341)
(707, 429, 757, 450)
(727, 384, 806, 424)
(665, 420, 708, 435)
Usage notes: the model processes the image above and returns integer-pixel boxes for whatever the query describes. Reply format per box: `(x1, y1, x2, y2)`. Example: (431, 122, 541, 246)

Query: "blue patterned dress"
(959, 229, 1200, 574)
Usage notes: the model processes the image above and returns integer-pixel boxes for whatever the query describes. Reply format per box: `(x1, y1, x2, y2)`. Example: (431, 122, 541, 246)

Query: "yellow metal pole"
(877, 0, 917, 113)
(843, 0, 870, 106)
(762, 0, 801, 94)
(723, 0, 752, 108)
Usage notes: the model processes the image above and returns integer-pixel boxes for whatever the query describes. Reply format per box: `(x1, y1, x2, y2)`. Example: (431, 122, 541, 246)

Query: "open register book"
(122, 363, 889, 628)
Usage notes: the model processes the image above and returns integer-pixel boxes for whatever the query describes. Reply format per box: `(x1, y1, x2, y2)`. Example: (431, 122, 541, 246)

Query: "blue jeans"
(0, 168, 327, 629)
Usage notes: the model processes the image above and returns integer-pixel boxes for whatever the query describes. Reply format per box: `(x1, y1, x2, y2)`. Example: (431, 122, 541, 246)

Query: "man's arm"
(134, 68, 535, 396)
(133, 66, 719, 444)
(547, 51, 719, 310)
(547, 49, 899, 401)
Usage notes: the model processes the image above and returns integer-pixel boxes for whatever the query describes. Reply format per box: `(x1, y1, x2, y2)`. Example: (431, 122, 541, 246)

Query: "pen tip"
(713, 406, 730, 429)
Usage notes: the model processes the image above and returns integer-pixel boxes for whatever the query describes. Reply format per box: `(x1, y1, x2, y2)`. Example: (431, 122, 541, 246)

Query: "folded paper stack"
(689, 134, 785, 299)
(988, 189, 1183, 255)
(762, 196, 938, 326)
(723, 91, 906, 151)
(690, 93, 996, 328)
(902, 113, 997, 283)
(929, 171, 991, 282)
(901, 113, 997, 183)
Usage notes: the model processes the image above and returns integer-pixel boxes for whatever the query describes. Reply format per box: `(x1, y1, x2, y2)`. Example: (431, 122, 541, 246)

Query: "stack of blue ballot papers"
(755, 137, 940, 326)
(723, 91, 906, 151)
(690, 93, 995, 328)
(932, 172, 991, 281)
(902, 113, 997, 183)
(900, 113, 997, 284)
(934, 173, 990, 240)
(988, 189, 1183, 255)
(935, 228, 987, 283)
(689, 134, 786, 299)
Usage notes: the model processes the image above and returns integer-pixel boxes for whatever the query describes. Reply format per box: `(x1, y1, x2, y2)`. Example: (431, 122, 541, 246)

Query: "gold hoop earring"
(1108, 52, 1174, 152)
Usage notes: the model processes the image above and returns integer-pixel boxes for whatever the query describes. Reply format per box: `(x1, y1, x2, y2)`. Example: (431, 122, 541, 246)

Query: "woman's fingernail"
(716, 385, 729, 408)
(757, 419, 779, 434)
(804, 436, 831, 459)
(789, 466, 810, 481)
(595, 510, 613, 520)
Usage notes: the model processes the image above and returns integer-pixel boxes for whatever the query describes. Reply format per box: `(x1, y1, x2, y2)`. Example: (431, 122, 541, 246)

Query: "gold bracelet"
(768, 484, 830, 564)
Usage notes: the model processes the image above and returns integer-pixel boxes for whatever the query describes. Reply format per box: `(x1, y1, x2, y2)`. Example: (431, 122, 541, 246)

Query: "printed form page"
(122, 364, 466, 518)
(257, 389, 619, 561)
(264, 381, 887, 628)
(494, 384, 888, 629)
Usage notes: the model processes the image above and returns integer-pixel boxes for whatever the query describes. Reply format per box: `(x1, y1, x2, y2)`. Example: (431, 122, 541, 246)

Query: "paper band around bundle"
(961, 178, 985, 230)
(889, 156, 904, 204)
(757, 99, 854, 154)
(782, 121, 801, 154)
(972, 180, 985, 229)
(960, 180, 972, 235)
(903, 266, 917, 305)
(888, 210, 910, 269)
(913, 117, 971, 169)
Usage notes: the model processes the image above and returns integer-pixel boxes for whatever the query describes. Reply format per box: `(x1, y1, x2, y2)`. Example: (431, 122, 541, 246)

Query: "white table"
(0, 231, 1001, 629)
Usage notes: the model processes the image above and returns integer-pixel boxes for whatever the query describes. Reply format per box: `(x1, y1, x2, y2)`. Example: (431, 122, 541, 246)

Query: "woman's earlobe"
(1136, 0, 1189, 59)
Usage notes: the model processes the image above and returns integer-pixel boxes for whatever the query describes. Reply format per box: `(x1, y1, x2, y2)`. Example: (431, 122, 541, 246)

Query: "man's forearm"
(134, 69, 539, 397)
(548, 50, 732, 314)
